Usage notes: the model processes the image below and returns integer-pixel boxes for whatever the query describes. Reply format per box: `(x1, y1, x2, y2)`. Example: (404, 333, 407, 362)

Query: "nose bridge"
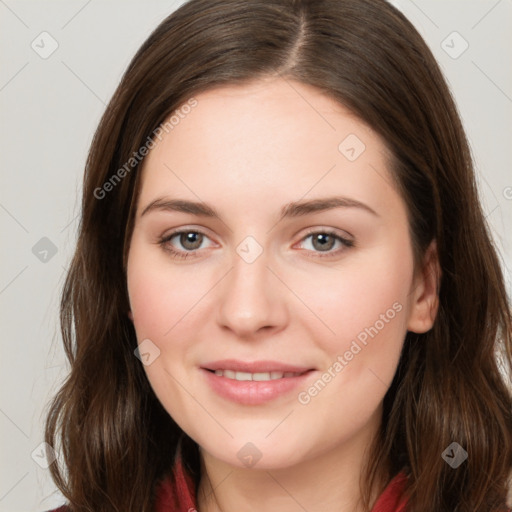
(216, 235, 285, 336)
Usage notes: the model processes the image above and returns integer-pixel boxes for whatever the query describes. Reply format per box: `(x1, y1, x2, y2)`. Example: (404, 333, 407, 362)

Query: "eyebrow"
(140, 195, 379, 220)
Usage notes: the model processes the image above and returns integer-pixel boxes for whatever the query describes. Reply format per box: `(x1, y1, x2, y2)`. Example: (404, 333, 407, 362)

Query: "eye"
(158, 229, 213, 260)
(158, 228, 354, 260)
(297, 229, 354, 258)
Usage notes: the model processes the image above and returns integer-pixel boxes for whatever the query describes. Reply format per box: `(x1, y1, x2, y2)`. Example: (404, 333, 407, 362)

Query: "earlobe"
(407, 240, 441, 334)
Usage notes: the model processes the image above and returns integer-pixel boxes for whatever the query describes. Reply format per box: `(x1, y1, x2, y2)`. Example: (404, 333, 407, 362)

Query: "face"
(126, 77, 438, 470)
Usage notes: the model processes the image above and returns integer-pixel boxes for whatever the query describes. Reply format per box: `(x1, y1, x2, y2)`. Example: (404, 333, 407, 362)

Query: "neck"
(197, 411, 387, 512)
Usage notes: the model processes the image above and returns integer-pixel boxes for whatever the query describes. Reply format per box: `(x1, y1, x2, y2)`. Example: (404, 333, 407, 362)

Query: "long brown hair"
(44, 0, 512, 510)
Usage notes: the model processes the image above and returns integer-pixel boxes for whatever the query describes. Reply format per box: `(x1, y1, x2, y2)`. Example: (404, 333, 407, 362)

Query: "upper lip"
(201, 359, 314, 373)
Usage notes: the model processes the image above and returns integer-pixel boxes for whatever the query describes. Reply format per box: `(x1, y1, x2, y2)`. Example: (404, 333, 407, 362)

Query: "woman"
(44, 0, 512, 510)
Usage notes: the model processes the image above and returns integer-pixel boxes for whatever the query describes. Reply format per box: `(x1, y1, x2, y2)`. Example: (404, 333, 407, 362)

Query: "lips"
(200, 359, 316, 405)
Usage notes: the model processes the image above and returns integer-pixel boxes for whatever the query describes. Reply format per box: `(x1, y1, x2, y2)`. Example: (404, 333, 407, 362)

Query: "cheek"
(126, 238, 221, 411)
(289, 271, 409, 452)
(126, 244, 208, 429)
(294, 244, 412, 406)
(127, 268, 183, 338)
(126, 238, 205, 341)
(305, 251, 411, 347)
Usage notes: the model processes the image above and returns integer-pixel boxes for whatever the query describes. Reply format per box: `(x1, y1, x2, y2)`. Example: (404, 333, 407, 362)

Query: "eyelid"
(297, 226, 354, 243)
(159, 227, 216, 248)
(293, 227, 354, 258)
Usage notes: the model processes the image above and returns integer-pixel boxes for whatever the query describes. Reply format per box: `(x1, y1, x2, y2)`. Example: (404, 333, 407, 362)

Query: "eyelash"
(158, 228, 354, 260)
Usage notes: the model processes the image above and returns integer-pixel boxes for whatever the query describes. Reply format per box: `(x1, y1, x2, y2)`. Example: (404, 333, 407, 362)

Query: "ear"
(128, 310, 134, 322)
(407, 240, 441, 334)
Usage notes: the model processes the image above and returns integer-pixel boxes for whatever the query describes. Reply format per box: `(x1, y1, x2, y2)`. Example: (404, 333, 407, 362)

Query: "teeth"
(253, 372, 271, 381)
(212, 369, 303, 381)
(224, 369, 236, 379)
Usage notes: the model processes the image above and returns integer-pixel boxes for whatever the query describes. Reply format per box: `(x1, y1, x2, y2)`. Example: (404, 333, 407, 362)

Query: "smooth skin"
(126, 76, 440, 512)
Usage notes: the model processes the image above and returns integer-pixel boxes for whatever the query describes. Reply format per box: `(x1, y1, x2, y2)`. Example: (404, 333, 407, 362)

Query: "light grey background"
(0, 1, 511, 510)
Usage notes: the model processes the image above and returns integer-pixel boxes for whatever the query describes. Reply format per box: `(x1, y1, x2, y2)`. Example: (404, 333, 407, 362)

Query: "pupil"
(182, 232, 201, 249)
(314, 233, 334, 251)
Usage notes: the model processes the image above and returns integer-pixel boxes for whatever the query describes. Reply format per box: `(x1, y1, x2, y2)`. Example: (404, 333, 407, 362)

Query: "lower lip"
(201, 368, 315, 405)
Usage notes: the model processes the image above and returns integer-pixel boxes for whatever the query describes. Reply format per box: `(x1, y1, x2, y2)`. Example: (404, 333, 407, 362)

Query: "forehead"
(163, 78, 374, 155)
(136, 77, 400, 219)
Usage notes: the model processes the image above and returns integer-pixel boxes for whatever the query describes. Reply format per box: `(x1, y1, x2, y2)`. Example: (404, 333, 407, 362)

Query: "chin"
(198, 433, 311, 471)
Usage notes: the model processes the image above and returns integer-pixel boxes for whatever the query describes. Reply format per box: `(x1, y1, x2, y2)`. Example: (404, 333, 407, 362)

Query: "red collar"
(155, 455, 408, 512)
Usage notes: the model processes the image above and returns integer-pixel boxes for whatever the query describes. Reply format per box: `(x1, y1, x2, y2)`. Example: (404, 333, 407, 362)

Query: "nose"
(216, 247, 288, 339)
